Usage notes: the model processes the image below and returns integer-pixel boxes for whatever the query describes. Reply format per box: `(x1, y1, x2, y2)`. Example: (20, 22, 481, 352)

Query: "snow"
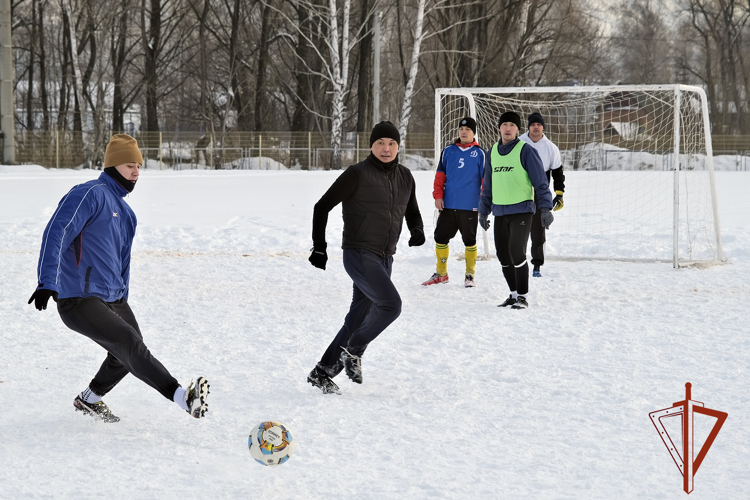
(1, 167, 749, 499)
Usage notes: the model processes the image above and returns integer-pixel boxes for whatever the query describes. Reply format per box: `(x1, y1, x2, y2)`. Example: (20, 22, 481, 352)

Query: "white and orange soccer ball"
(248, 421, 296, 466)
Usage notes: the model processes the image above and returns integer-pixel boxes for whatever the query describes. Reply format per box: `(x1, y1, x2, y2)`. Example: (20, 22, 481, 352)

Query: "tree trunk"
(26, 0, 36, 130)
(355, 0, 372, 133)
(111, 3, 129, 132)
(229, 0, 251, 131)
(141, 0, 161, 143)
(398, 0, 426, 149)
(38, 0, 49, 131)
(254, 3, 271, 132)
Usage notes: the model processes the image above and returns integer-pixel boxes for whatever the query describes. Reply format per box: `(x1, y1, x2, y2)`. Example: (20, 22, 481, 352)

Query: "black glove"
(540, 209, 554, 230)
(552, 190, 564, 211)
(408, 228, 425, 247)
(28, 289, 58, 311)
(479, 213, 490, 231)
(308, 243, 328, 270)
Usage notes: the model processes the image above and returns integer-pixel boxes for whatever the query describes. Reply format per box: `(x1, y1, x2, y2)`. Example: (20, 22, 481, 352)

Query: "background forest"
(7, 0, 750, 167)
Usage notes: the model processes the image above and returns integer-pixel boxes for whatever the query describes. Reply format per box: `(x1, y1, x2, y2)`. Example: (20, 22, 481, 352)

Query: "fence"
(9, 130, 436, 170)
(7, 130, 750, 171)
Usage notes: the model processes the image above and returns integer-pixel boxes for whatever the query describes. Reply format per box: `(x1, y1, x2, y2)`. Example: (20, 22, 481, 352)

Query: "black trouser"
(530, 200, 545, 268)
(434, 209, 478, 246)
(493, 212, 533, 296)
(57, 296, 180, 400)
(320, 248, 402, 369)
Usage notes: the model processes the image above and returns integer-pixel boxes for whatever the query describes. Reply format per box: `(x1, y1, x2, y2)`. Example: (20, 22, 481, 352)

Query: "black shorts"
(434, 209, 478, 246)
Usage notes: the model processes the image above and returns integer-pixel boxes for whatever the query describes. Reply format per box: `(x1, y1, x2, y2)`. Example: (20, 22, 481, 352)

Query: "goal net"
(435, 85, 723, 266)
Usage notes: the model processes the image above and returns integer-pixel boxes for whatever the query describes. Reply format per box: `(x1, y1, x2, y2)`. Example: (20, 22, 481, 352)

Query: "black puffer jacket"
(312, 154, 423, 256)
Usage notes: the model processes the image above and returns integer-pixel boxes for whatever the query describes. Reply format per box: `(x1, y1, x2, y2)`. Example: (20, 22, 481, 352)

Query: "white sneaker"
(185, 377, 210, 418)
(464, 274, 475, 287)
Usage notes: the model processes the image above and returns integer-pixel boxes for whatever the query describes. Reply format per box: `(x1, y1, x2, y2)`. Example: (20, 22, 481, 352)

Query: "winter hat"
(370, 121, 401, 147)
(498, 111, 521, 129)
(458, 117, 477, 135)
(528, 112, 545, 128)
(104, 134, 143, 168)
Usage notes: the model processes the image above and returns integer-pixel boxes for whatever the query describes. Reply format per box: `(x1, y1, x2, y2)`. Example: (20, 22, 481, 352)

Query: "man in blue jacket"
(423, 117, 485, 288)
(479, 112, 554, 309)
(28, 134, 209, 422)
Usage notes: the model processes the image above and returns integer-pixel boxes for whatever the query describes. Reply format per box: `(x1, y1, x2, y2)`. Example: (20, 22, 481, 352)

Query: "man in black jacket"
(307, 121, 425, 394)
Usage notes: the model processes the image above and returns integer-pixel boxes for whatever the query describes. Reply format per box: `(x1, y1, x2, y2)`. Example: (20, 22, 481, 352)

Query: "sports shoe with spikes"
(421, 273, 449, 286)
(532, 266, 542, 278)
(307, 364, 341, 395)
(511, 296, 529, 309)
(498, 294, 518, 307)
(341, 347, 363, 384)
(464, 274, 475, 288)
(185, 377, 210, 419)
(73, 395, 120, 423)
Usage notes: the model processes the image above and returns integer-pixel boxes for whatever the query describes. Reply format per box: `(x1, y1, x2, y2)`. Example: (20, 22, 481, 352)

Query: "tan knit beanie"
(104, 134, 143, 168)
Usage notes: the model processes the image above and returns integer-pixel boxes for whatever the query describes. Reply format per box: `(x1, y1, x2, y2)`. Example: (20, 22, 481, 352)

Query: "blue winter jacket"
(35, 172, 137, 302)
(479, 138, 553, 217)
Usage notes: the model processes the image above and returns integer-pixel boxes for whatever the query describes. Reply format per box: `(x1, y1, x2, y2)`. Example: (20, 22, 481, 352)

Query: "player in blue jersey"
(422, 117, 485, 288)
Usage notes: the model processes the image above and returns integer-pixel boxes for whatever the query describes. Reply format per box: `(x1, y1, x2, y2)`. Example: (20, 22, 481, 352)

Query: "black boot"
(307, 363, 341, 395)
(341, 346, 365, 384)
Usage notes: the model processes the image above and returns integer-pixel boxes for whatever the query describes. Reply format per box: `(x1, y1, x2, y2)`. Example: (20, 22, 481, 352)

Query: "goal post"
(435, 85, 723, 267)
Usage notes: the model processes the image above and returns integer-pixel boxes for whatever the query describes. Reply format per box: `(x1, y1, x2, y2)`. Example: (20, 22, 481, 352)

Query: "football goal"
(435, 85, 723, 267)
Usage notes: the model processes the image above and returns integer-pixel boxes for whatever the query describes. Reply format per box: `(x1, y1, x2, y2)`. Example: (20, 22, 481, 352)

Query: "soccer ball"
(248, 421, 296, 466)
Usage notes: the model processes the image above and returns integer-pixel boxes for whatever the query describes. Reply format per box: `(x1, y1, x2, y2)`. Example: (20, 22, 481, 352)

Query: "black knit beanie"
(528, 112, 545, 128)
(370, 121, 401, 147)
(498, 111, 521, 129)
(458, 117, 476, 135)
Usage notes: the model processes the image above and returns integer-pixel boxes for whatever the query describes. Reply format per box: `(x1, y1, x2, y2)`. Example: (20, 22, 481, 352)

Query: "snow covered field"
(1, 166, 748, 499)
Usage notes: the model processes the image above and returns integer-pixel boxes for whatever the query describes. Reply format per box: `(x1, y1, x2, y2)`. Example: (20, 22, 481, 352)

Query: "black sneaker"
(185, 377, 210, 419)
(511, 296, 529, 309)
(341, 347, 363, 384)
(73, 395, 120, 423)
(498, 294, 517, 307)
(307, 364, 341, 395)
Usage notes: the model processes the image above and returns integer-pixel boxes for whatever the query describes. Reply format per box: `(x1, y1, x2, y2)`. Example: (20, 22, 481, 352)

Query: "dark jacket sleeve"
(405, 178, 424, 232)
(311, 168, 359, 246)
(479, 145, 494, 215)
(551, 165, 565, 193)
(520, 145, 553, 211)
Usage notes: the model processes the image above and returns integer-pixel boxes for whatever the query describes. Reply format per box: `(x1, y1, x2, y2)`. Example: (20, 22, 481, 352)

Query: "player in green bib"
(478, 112, 554, 309)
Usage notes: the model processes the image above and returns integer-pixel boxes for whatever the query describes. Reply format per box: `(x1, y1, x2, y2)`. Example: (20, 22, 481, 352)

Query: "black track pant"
(319, 248, 402, 369)
(434, 209, 478, 246)
(57, 297, 180, 400)
(530, 200, 546, 268)
(493, 212, 533, 296)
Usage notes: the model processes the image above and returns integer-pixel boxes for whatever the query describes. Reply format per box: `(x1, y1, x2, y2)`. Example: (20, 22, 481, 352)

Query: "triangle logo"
(649, 383, 728, 494)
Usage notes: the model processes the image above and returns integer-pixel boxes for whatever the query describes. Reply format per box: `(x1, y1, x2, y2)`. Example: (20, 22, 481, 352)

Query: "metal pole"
(159, 131, 162, 169)
(259, 134, 263, 169)
(372, 11, 381, 126)
(672, 87, 681, 268)
(56, 130, 59, 168)
(0, 0, 16, 163)
(308, 131, 312, 170)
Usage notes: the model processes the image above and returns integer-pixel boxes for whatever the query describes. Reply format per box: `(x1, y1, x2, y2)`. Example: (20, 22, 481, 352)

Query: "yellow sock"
(465, 245, 477, 276)
(436, 243, 449, 276)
